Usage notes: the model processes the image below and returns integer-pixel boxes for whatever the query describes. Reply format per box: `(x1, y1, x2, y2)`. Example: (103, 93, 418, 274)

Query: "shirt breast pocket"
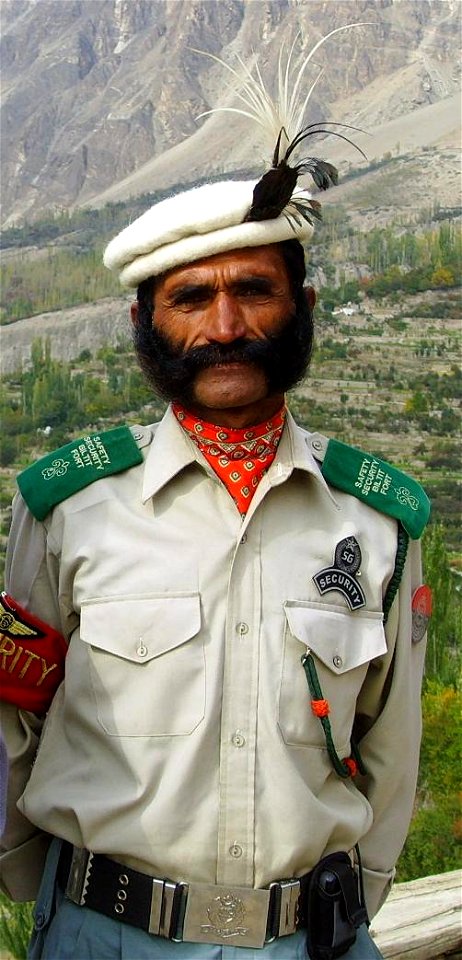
(279, 600, 387, 750)
(80, 593, 204, 737)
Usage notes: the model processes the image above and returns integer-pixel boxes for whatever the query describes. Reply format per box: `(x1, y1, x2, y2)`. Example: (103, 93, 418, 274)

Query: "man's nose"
(204, 292, 247, 343)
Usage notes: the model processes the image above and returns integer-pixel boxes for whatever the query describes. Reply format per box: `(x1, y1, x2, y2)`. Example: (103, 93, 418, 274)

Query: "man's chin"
(190, 365, 269, 413)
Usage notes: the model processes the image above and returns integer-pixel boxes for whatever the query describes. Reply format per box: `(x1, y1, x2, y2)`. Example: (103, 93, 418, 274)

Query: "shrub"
(397, 683, 462, 880)
(0, 893, 34, 960)
(0, 435, 16, 467)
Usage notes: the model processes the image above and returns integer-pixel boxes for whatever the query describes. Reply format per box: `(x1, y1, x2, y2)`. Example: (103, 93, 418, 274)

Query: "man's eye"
(237, 282, 272, 297)
(172, 290, 210, 307)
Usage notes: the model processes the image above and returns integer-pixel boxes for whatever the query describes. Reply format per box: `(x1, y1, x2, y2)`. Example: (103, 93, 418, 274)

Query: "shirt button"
(137, 641, 148, 657)
(240, 533, 247, 544)
(333, 655, 343, 668)
(236, 622, 249, 636)
(231, 732, 246, 748)
(229, 844, 243, 859)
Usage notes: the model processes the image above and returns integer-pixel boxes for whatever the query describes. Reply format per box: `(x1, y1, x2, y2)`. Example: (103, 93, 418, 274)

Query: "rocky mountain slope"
(1, 0, 460, 227)
(1, 298, 132, 373)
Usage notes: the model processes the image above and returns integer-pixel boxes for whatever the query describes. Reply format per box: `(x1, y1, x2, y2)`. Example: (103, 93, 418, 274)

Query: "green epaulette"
(17, 425, 152, 521)
(309, 434, 430, 540)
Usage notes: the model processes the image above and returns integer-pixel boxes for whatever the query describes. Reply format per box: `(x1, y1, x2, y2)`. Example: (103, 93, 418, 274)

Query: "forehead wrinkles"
(160, 247, 290, 292)
(163, 265, 279, 296)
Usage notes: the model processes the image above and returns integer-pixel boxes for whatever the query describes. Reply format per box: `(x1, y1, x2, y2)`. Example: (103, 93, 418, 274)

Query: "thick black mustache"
(139, 330, 285, 403)
(177, 337, 282, 372)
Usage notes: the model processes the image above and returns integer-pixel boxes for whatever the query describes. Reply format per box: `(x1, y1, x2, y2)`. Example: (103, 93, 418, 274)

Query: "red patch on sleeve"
(0, 593, 67, 714)
(411, 585, 432, 644)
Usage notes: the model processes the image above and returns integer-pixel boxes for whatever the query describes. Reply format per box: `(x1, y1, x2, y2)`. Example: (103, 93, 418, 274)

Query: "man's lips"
(198, 359, 255, 371)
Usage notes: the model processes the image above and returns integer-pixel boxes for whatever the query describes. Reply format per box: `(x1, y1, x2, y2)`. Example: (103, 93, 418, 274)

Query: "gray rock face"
(1, 298, 132, 373)
(1, 0, 460, 226)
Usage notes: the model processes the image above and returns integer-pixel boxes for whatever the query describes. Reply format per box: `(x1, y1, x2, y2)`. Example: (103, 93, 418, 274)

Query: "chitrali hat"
(104, 180, 315, 287)
(104, 26, 366, 289)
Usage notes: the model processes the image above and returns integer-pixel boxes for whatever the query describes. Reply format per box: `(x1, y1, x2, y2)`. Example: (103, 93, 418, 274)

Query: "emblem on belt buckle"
(182, 882, 270, 947)
(201, 892, 247, 938)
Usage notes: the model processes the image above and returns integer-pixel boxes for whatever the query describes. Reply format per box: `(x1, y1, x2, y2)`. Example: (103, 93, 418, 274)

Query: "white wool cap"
(103, 179, 314, 288)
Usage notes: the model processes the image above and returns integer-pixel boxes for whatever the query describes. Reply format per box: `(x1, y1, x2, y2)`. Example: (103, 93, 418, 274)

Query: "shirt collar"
(141, 404, 338, 507)
(141, 405, 200, 502)
(257, 410, 339, 506)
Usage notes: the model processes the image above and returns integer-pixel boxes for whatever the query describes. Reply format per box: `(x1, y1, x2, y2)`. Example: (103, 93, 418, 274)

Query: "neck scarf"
(173, 403, 286, 517)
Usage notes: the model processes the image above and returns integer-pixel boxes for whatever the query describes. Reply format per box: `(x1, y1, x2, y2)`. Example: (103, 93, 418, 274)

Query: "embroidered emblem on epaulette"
(411, 585, 432, 643)
(42, 458, 70, 480)
(313, 537, 366, 610)
(17, 425, 144, 521)
(311, 436, 430, 540)
(0, 593, 67, 714)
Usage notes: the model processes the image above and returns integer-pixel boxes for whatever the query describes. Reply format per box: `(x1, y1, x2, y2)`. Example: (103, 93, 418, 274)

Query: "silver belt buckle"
(65, 847, 93, 905)
(276, 879, 301, 937)
(182, 881, 271, 948)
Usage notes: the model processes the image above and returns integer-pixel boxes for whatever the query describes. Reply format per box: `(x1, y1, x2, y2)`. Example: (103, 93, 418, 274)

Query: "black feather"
(272, 128, 289, 167)
(285, 121, 367, 163)
(245, 119, 366, 224)
(292, 197, 323, 227)
(244, 164, 298, 222)
(296, 159, 338, 191)
(298, 198, 323, 221)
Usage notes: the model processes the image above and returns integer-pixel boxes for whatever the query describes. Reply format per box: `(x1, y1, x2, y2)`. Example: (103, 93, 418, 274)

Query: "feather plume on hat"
(196, 25, 368, 231)
(104, 25, 369, 287)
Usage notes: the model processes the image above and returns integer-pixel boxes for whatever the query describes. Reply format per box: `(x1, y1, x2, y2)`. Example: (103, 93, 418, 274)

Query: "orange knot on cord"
(311, 698, 330, 718)
(343, 757, 358, 777)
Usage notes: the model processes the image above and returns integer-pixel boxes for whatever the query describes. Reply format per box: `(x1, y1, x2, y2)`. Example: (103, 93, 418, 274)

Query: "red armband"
(0, 593, 67, 714)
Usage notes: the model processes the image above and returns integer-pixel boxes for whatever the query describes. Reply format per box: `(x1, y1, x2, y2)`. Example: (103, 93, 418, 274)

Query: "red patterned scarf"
(173, 403, 286, 517)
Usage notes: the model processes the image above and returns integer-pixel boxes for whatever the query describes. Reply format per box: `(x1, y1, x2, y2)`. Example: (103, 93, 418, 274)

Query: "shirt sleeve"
(353, 538, 426, 919)
(1, 493, 63, 900)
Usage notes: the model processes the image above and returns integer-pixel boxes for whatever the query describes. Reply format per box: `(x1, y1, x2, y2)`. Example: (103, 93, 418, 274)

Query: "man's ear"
(304, 286, 316, 310)
(130, 302, 139, 327)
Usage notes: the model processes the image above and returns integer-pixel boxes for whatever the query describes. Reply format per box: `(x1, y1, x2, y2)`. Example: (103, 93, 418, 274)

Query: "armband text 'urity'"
(0, 593, 67, 714)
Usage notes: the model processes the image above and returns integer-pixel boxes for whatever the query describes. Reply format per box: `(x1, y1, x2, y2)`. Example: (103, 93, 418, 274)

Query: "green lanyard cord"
(301, 651, 367, 779)
(300, 525, 409, 777)
(383, 524, 409, 624)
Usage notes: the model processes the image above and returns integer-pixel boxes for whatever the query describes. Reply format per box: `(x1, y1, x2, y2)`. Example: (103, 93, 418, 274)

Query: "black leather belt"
(58, 842, 310, 947)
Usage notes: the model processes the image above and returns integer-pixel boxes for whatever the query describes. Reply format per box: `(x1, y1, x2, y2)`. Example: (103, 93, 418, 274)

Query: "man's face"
(132, 243, 315, 427)
(150, 245, 295, 422)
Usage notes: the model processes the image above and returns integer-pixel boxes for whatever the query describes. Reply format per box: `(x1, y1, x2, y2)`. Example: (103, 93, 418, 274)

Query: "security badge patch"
(313, 537, 366, 610)
(0, 592, 67, 713)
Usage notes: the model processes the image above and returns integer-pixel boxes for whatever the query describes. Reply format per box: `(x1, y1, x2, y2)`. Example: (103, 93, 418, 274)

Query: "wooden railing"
(372, 870, 462, 960)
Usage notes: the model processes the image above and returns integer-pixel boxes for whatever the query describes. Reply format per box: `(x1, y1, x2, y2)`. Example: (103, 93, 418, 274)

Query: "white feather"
(195, 23, 371, 159)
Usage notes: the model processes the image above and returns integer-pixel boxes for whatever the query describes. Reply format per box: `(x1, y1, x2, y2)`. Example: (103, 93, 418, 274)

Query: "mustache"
(176, 337, 284, 372)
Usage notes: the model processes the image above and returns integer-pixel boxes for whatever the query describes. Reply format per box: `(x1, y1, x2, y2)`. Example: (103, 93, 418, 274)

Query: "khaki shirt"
(1, 408, 426, 917)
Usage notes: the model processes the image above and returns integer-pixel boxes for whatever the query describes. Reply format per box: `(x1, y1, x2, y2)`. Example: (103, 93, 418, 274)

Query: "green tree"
(0, 435, 17, 466)
(397, 683, 462, 880)
(422, 523, 461, 686)
(430, 267, 454, 287)
(405, 391, 429, 415)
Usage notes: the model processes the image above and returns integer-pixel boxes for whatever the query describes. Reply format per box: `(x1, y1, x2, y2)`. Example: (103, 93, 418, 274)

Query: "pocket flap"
(80, 594, 201, 663)
(284, 600, 386, 674)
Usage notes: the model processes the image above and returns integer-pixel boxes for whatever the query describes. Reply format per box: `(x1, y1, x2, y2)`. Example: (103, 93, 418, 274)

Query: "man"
(1, 53, 429, 960)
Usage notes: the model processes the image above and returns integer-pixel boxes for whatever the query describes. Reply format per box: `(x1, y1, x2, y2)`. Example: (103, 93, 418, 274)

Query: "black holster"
(305, 852, 369, 960)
